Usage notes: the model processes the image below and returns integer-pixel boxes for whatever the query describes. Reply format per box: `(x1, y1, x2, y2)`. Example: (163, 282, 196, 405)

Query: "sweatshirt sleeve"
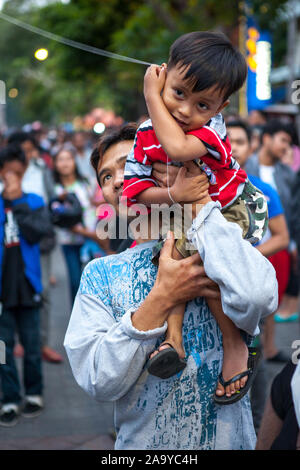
(187, 201, 278, 336)
(64, 291, 167, 402)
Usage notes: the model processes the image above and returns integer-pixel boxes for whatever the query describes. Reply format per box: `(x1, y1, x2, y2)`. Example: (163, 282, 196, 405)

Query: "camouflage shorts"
(152, 179, 268, 265)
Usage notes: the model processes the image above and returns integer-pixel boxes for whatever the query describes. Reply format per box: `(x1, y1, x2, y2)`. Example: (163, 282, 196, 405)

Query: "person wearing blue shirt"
(0, 144, 54, 427)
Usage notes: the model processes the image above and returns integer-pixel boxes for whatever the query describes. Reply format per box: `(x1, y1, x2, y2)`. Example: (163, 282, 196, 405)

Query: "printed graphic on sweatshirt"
(4, 207, 20, 247)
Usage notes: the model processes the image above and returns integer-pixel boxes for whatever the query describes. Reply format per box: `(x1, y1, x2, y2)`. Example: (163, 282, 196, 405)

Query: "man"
(64, 123, 278, 450)
(227, 120, 290, 432)
(245, 120, 299, 324)
(72, 131, 95, 188)
(8, 132, 63, 364)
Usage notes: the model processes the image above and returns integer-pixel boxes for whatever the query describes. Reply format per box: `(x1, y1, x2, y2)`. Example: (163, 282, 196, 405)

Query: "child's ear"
(217, 99, 230, 114)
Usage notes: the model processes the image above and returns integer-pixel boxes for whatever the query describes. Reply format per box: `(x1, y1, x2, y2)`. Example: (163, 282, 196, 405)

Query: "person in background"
(7, 132, 62, 364)
(280, 123, 300, 172)
(226, 120, 290, 432)
(71, 131, 95, 189)
(245, 120, 299, 327)
(255, 360, 300, 450)
(52, 148, 107, 306)
(0, 144, 53, 426)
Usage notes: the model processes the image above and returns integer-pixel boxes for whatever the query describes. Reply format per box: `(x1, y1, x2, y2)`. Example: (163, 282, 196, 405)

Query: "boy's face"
(0, 160, 26, 198)
(162, 64, 229, 132)
(1, 161, 26, 182)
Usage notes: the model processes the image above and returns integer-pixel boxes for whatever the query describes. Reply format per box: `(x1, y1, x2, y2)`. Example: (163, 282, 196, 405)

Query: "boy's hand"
(170, 167, 211, 204)
(2, 171, 23, 200)
(144, 63, 167, 101)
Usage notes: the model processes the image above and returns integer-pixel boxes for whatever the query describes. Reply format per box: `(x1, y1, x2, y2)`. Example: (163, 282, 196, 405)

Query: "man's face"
(97, 140, 134, 213)
(161, 64, 229, 132)
(264, 131, 292, 161)
(21, 140, 39, 162)
(227, 126, 251, 168)
(73, 133, 86, 151)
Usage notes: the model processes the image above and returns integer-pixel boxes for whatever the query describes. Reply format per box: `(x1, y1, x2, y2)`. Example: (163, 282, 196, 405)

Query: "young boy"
(0, 144, 54, 426)
(122, 31, 267, 403)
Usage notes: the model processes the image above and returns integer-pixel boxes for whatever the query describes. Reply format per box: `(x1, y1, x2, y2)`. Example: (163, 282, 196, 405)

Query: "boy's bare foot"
(215, 337, 249, 398)
(149, 337, 185, 360)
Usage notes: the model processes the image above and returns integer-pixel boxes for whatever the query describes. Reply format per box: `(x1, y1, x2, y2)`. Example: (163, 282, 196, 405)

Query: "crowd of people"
(0, 32, 299, 449)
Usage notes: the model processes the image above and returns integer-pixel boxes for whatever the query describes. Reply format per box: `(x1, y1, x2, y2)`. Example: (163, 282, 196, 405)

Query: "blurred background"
(0, 0, 299, 135)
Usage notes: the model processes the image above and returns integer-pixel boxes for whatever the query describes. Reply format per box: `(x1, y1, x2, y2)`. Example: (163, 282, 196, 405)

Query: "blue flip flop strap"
(219, 368, 252, 388)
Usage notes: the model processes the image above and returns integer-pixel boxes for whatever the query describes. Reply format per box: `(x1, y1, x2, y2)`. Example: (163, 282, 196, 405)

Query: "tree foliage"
(0, 0, 289, 125)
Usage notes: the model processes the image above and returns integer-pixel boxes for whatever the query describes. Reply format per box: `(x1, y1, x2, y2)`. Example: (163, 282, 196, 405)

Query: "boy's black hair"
(168, 31, 247, 102)
(226, 120, 252, 143)
(91, 122, 138, 186)
(0, 143, 27, 169)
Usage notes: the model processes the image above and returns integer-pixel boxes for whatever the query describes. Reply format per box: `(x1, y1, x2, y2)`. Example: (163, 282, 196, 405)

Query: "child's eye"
(174, 89, 184, 98)
(198, 102, 208, 110)
(102, 174, 111, 184)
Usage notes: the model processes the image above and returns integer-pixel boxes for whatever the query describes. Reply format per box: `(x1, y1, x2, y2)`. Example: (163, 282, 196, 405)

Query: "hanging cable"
(0, 11, 152, 66)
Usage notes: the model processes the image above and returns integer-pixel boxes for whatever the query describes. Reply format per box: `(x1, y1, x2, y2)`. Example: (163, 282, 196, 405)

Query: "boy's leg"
(150, 245, 186, 361)
(17, 306, 43, 398)
(207, 297, 249, 397)
(0, 307, 22, 405)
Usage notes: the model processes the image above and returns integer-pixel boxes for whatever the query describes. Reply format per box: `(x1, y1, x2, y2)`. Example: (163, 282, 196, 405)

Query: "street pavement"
(0, 246, 115, 450)
(0, 246, 299, 450)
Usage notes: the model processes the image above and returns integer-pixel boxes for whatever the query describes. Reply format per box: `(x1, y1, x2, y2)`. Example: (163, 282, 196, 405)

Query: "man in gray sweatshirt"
(64, 124, 278, 450)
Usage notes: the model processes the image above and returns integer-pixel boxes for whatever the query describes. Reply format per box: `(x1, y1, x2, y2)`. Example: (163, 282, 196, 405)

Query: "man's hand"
(170, 166, 210, 204)
(144, 63, 167, 102)
(2, 171, 23, 200)
(131, 231, 220, 332)
(152, 160, 204, 188)
(155, 231, 220, 306)
(152, 161, 180, 188)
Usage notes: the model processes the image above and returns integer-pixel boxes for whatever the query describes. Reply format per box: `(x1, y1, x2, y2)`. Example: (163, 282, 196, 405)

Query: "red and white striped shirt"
(122, 115, 247, 209)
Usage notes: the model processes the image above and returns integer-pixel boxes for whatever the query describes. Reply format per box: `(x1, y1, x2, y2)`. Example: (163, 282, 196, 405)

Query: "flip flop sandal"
(147, 342, 187, 379)
(213, 347, 261, 405)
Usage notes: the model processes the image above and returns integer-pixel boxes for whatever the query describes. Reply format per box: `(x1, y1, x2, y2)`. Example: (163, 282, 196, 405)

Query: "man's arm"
(64, 234, 220, 402)
(256, 214, 289, 258)
(255, 398, 283, 449)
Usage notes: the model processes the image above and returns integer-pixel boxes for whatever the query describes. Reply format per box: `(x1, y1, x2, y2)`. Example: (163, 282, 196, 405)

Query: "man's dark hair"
(261, 120, 294, 143)
(226, 120, 252, 143)
(91, 122, 137, 186)
(7, 131, 39, 149)
(0, 143, 27, 169)
(168, 31, 247, 102)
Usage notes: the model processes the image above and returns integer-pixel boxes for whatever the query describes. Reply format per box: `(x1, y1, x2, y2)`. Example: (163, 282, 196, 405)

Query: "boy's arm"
(144, 65, 207, 162)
